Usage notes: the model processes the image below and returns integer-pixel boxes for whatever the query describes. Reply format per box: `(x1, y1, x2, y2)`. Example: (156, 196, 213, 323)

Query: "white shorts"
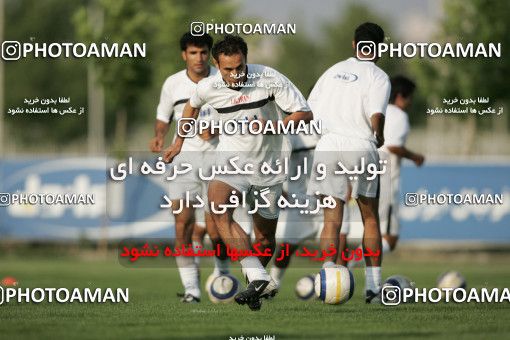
(167, 150, 213, 213)
(307, 134, 380, 202)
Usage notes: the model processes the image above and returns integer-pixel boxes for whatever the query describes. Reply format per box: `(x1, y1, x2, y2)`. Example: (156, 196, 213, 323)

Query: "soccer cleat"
(234, 280, 269, 311)
(260, 278, 279, 299)
(180, 294, 200, 303)
(365, 289, 381, 304)
(247, 298, 262, 311)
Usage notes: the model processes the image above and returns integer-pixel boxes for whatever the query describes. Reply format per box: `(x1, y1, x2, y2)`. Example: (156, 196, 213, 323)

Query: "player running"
(150, 32, 228, 303)
(163, 35, 312, 310)
(307, 22, 391, 303)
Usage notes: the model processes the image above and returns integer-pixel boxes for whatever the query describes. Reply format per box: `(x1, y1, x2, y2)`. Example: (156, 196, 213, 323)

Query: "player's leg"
(252, 213, 277, 268)
(208, 180, 253, 256)
(270, 198, 320, 288)
(380, 180, 401, 252)
(191, 222, 206, 267)
(270, 242, 300, 288)
(251, 211, 281, 299)
(337, 196, 352, 267)
(208, 179, 270, 310)
(319, 196, 344, 267)
(384, 234, 399, 250)
(356, 195, 383, 303)
(173, 205, 201, 302)
(378, 185, 395, 254)
(338, 232, 349, 267)
(204, 211, 230, 276)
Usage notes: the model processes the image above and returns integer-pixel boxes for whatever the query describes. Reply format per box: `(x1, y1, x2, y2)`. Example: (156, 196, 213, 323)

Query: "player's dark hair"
(354, 22, 385, 51)
(180, 32, 213, 51)
(389, 75, 416, 103)
(212, 35, 248, 62)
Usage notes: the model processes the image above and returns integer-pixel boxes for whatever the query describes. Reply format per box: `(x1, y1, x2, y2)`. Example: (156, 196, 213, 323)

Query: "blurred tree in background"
(4, 0, 236, 152)
(4, 0, 88, 149)
(73, 0, 237, 153)
(409, 0, 509, 152)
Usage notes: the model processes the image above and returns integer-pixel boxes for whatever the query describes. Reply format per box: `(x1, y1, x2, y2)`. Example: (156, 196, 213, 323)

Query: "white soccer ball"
(381, 275, 415, 304)
(314, 266, 354, 304)
(206, 274, 239, 304)
(295, 275, 316, 300)
(437, 271, 466, 289)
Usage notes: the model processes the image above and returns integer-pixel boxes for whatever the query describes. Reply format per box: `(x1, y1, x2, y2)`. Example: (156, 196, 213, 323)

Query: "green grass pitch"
(0, 257, 509, 339)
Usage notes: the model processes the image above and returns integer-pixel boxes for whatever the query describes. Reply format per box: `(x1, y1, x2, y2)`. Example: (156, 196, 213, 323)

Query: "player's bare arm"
(386, 145, 425, 166)
(149, 120, 170, 152)
(371, 112, 385, 148)
(283, 110, 313, 126)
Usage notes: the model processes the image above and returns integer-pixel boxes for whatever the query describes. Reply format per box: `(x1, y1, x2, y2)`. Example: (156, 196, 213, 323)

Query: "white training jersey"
(308, 57, 391, 144)
(156, 67, 219, 152)
(189, 64, 310, 186)
(380, 103, 411, 184)
(382, 104, 410, 149)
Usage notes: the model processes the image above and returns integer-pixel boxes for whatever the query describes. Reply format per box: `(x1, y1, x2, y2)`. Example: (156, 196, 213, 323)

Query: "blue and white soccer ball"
(295, 275, 316, 300)
(315, 266, 354, 304)
(206, 274, 239, 304)
(437, 271, 466, 289)
(381, 275, 415, 304)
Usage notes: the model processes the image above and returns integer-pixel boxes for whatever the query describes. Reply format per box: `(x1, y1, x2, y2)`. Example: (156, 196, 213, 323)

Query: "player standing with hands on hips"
(307, 22, 391, 303)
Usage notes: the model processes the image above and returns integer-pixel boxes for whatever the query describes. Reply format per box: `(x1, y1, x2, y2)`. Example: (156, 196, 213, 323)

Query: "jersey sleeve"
(189, 81, 207, 109)
(385, 112, 410, 147)
(307, 73, 327, 120)
(156, 79, 174, 123)
(366, 72, 391, 118)
(269, 70, 310, 114)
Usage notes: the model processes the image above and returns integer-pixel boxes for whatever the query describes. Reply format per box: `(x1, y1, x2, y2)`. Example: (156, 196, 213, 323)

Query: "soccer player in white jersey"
(149, 32, 229, 303)
(380, 76, 424, 249)
(307, 23, 391, 303)
(163, 35, 312, 310)
(339, 75, 425, 264)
